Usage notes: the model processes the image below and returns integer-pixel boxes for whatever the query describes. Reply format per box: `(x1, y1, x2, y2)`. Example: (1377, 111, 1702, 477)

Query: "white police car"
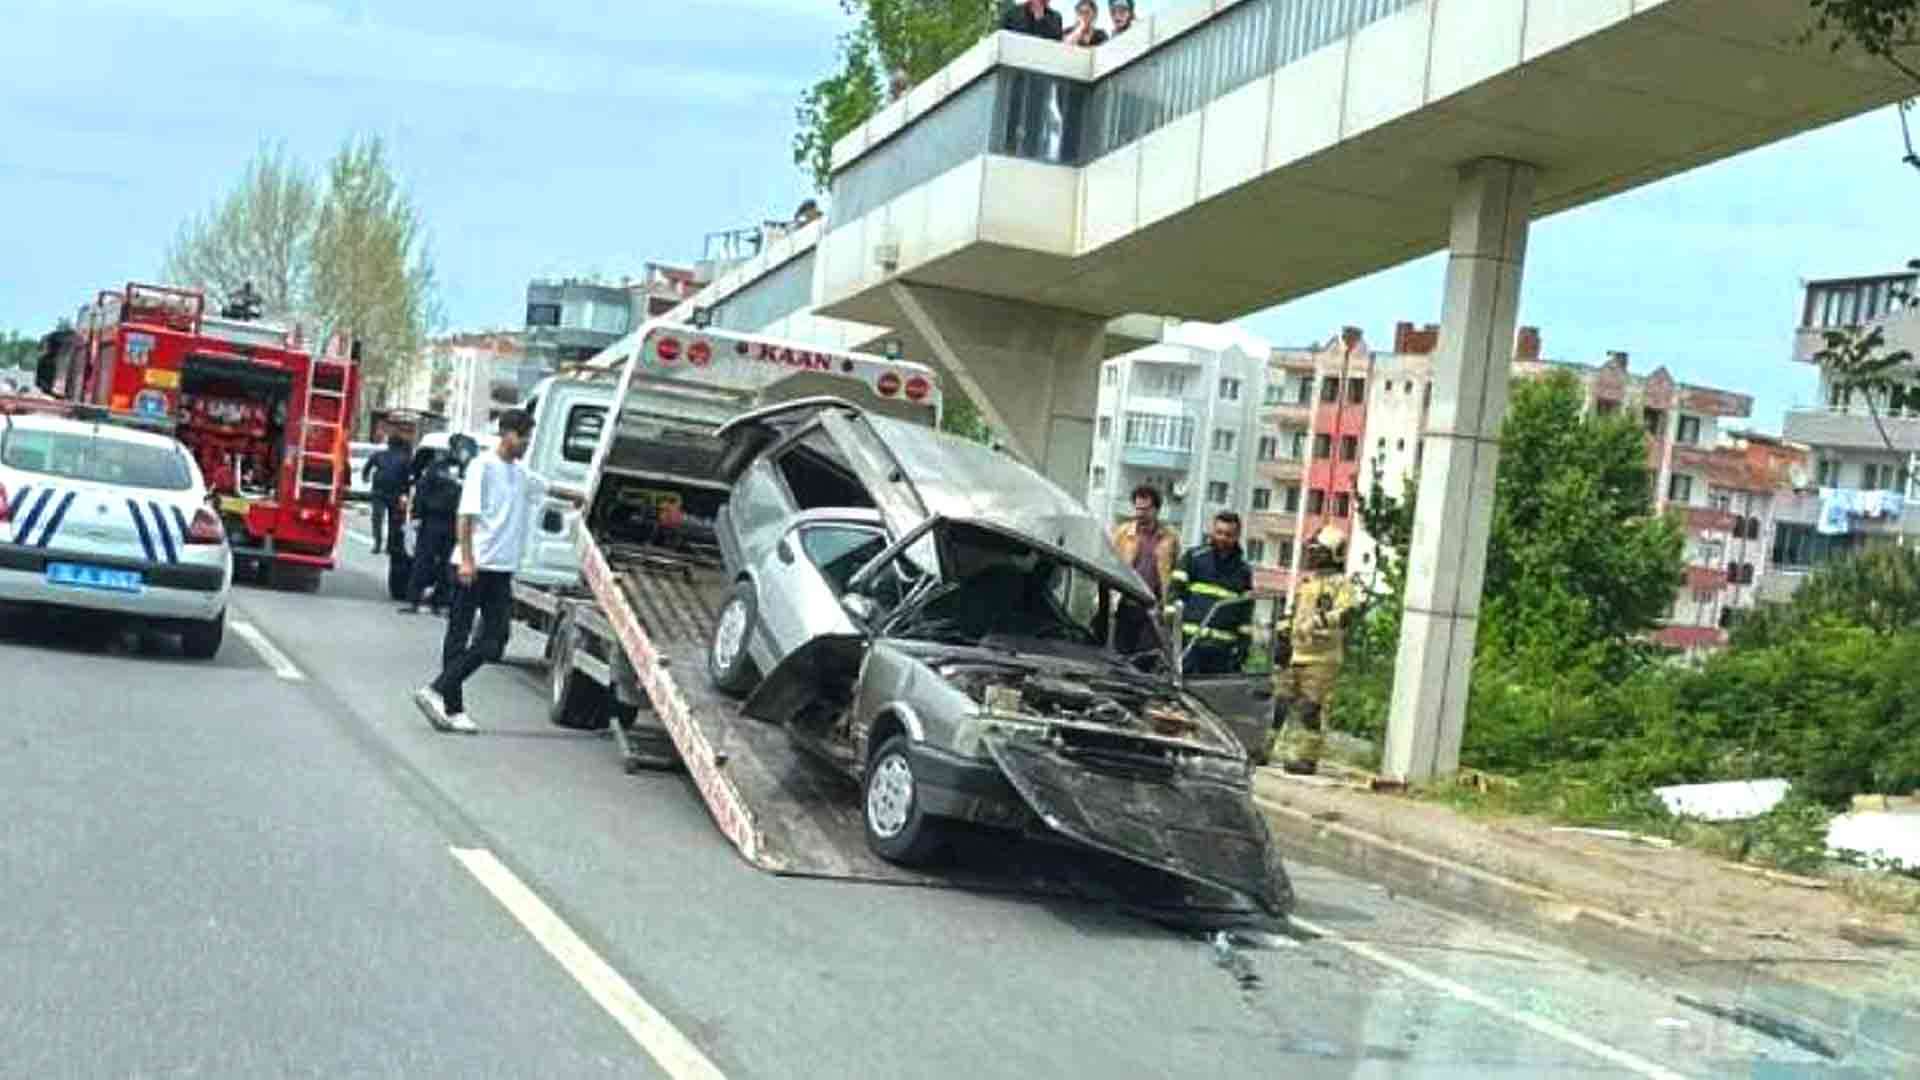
(0, 410, 232, 657)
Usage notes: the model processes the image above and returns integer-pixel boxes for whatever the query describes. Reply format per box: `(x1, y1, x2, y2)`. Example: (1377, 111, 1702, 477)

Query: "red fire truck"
(41, 283, 359, 589)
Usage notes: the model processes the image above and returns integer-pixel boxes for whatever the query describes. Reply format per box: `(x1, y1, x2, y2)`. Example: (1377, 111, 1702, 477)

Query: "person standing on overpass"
(414, 411, 546, 735)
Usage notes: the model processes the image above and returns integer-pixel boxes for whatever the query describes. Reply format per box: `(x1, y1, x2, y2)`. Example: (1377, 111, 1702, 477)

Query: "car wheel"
(181, 611, 225, 660)
(707, 582, 760, 697)
(863, 735, 945, 866)
(548, 609, 612, 731)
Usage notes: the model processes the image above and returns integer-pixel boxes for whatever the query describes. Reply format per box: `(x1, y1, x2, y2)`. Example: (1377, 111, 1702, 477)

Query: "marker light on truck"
(656, 337, 681, 363)
(877, 372, 901, 397)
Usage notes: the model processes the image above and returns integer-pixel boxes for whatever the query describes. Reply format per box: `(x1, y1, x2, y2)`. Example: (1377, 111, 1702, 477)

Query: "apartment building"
(1774, 271, 1920, 590)
(1089, 323, 1272, 612)
(1354, 323, 1782, 652)
(523, 264, 705, 370)
(1248, 347, 1318, 603)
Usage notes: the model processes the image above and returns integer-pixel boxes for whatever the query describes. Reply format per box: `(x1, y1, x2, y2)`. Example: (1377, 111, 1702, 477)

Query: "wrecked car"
(707, 397, 1294, 916)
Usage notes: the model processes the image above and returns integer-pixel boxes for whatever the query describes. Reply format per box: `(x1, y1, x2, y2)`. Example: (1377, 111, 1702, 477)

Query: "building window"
(1772, 522, 1864, 569)
(1865, 463, 1885, 490)
(1139, 368, 1190, 396)
(1247, 539, 1267, 565)
(1676, 415, 1701, 445)
(1320, 378, 1340, 404)
(1307, 489, 1326, 514)
(1263, 384, 1285, 407)
(1347, 377, 1366, 405)
(1090, 466, 1106, 489)
(1212, 428, 1236, 453)
(1668, 474, 1694, 503)
(1815, 458, 1837, 487)
(1103, 366, 1117, 386)
(1333, 492, 1351, 518)
(1709, 488, 1732, 512)
(1256, 435, 1278, 461)
(1294, 376, 1314, 405)
(1744, 516, 1762, 541)
(1123, 412, 1196, 451)
(1340, 435, 1359, 462)
(1252, 487, 1272, 511)
(1276, 539, 1294, 567)
(1218, 377, 1241, 401)
(1282, 485, 1301, 512)
(1643, 408, 1666, 437)
(526, 303, 561, 327)
(1097, 416, 1112, 440)
(1288, 431, 1308, 460)
(1207, 481, 1229, 504)
(1313, 433, 1332, 460)
(1396, 438, 1406, 451)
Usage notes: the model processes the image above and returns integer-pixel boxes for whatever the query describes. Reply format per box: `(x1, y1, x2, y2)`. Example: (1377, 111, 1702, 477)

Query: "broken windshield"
(880, 520, 1115, 649)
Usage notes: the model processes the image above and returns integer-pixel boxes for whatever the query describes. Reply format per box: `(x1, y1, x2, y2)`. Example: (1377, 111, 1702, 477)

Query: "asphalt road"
(0, 509, 1851, 1077)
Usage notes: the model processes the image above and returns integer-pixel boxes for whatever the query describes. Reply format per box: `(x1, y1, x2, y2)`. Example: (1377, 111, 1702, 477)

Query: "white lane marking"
(450, 847, 726, 1080)
(230, 619, 307, 682)
(1289, 914, 1689, 1080)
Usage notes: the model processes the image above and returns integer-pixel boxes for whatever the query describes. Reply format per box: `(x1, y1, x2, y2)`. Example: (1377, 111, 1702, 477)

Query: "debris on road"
(1654, 779, 1791, 822)
(1673, 993, 1839, 1060)
(1550, 826, 1676, 849)
(1722, 863, 1832, 890)
(1827, 807, 1920, 871)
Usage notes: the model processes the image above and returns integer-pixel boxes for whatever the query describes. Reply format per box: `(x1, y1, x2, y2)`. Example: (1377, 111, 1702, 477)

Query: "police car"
(0, 408, 232, 657)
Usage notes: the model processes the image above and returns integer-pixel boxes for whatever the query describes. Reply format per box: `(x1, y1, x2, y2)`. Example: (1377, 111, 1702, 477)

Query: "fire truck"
(40, 283, 360, 590)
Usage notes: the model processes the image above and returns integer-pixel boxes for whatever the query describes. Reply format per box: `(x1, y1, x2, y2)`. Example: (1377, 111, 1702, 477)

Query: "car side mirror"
(841, 593, 878, 626)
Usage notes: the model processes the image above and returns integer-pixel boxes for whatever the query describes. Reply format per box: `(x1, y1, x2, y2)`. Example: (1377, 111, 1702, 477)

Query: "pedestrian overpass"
(677, 0, 1912, 780)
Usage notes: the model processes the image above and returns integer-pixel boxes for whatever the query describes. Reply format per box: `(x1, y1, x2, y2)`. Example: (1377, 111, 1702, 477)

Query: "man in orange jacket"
(1111, 484, 1177, 655)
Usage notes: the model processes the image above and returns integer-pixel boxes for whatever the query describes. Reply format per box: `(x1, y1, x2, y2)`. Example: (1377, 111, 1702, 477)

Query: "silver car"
(0, 408, 232, 656)
(708, 398, 1292, 916)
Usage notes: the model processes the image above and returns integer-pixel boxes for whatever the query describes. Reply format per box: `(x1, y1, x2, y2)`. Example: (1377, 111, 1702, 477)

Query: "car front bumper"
(908, 742, 1034, 830)
(0, 544, 230, 621)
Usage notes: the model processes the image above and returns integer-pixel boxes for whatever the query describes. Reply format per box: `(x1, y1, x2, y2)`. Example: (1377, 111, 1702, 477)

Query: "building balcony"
(1686, 566, 1729, 592)
(1686, 507, 1738, 534)
(1120, 444, 1192, 470)
(1261, 402, 1312, 427)
(1783, 406, 1920, 453)
(1249, 510, 1298, 537)
(1255, 457, 1304, 483)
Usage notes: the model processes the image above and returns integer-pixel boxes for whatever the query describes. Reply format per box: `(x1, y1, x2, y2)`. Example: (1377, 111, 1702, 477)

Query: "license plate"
(46, 562, 145, 594)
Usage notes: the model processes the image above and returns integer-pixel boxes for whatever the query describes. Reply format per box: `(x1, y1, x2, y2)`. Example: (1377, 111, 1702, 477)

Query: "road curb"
(1256, 792, 1920, 1064)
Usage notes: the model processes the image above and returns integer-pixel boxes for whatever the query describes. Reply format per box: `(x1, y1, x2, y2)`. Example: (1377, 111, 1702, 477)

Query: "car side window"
(798, 524, 888, 597)
(775, 429, 876, 511)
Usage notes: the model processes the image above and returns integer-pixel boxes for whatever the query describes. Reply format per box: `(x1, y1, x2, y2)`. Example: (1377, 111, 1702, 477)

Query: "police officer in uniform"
(1272, 525, 1360, 774)
(399, 434, 475, 616)
(1168, 511, 1254, 676)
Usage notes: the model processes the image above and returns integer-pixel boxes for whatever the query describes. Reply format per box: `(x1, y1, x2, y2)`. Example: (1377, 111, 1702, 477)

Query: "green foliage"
(0, 330, 38, 372)
(1734, 545, 1920, 647)
(1806, 0, 1920, 62)
(793, 2, 998, 190)
(939, 385, 992, 443)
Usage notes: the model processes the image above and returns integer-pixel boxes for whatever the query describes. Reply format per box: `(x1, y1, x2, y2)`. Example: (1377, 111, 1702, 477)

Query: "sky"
(3, 0, 1917, 435)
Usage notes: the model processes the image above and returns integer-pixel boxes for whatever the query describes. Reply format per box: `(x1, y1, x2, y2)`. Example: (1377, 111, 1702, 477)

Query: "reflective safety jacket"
(1289, 571, 1359, 666)
(1169, 544, 1254, 647)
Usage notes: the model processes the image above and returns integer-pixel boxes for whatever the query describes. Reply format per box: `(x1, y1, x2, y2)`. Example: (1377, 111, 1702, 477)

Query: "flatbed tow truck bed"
(579, 534, 1265, 924)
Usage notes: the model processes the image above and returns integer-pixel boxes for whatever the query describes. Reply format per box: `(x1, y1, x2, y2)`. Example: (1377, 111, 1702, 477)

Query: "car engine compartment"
(940, 664, 1243, 758)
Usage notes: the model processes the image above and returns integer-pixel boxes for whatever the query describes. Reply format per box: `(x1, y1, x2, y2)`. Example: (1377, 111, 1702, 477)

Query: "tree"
(308, 135, 440, 413)
(1733, 545, 1920, 647)
(1359, 372, 1685, 673)
(163, 142, 318, 319)
(793, 2, 999, 190)
(0, 330, 38, 372)
(163, 136, 440, 422)
(939, 386, 991, 442)
(1813, 321, 1911, 455)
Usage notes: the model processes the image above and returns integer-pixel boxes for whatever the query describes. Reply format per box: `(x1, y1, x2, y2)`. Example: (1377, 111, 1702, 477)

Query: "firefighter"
(1168, 511, 1254, 676)
(1272, 525, 1360, 775)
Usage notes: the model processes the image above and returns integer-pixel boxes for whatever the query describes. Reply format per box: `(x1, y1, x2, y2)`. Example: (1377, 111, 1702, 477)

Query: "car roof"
(2, 412, 183, 452)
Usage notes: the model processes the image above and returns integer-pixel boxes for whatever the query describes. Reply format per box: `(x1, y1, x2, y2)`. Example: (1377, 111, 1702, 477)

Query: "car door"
(749, 518, 888, 670)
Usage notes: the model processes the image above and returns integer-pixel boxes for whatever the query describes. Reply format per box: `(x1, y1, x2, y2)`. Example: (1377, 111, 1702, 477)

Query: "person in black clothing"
(1002, 0, 1063, 40)
(1168, 511, 1255, 676)
(399, 435, 474, 615)
(362, 434, 413, 555)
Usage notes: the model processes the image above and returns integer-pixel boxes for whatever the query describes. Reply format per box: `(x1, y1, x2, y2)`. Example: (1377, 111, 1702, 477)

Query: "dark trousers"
(432, 570, 514, 715)
(407, 520, 455, 607)
(370, 496, 404, 552)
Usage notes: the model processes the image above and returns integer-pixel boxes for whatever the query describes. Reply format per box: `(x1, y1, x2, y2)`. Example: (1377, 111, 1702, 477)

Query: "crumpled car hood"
(984, 732, 1295, 916)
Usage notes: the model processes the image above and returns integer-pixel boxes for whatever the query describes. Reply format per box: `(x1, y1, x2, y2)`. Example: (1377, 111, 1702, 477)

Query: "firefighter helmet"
(1308, 525, 1347, 569)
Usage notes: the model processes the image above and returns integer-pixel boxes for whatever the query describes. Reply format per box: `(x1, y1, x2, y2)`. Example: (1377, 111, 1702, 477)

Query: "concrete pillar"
(888, 282, 1106, 495)
(1383, 158, 1538, 783)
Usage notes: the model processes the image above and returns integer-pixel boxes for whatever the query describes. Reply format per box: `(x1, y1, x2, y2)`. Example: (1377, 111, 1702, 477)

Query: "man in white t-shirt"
(415, 409, 547, 733)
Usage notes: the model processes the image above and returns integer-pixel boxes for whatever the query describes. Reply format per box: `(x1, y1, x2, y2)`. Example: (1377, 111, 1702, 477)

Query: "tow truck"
(543, 322, 1277, 922)
(38, 284, 359, 590)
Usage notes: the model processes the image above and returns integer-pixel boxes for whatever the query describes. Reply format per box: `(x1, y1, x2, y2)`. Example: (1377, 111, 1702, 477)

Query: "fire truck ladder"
(297, 348, 353, 499)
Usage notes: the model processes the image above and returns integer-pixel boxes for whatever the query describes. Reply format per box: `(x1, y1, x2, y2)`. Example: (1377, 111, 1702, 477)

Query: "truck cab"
(517, 374, 616, 591)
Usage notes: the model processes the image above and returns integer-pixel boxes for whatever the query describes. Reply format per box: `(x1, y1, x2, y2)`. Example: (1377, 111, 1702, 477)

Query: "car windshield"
(2, 427, 191, 490)
(885, 521, 1116, 649)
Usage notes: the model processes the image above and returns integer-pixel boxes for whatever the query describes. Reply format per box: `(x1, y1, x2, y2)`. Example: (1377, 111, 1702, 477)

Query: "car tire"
(548, 609, 612, 731)
(181, 611, 225, 660)
(707, 582, 761, 697)
(863, 735, 945, 866)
